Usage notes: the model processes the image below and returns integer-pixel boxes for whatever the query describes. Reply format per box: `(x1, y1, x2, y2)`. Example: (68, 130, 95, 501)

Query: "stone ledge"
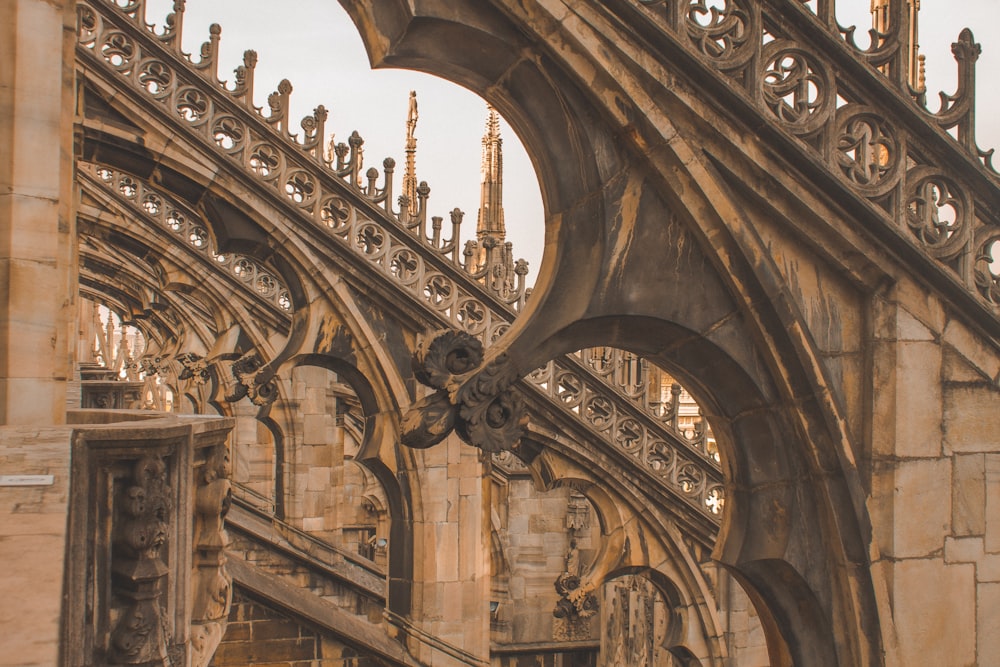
(227, 556, 420, 667)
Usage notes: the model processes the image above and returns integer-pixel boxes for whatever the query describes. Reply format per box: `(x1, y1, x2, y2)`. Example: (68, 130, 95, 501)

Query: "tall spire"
(402, 91, 419, 216)
(871, 0, 925, 92)
(477, 105, 505, 245)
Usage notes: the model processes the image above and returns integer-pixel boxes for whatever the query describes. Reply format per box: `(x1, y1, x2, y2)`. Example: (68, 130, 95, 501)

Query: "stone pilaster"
(0, 0, 77, 423)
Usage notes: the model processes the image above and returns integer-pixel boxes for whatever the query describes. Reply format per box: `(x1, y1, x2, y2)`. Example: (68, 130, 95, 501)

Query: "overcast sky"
(143, 1, 1000, 281)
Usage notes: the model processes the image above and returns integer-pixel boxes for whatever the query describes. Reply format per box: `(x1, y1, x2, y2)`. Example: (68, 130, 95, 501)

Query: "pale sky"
(143, 1, 1000, 282)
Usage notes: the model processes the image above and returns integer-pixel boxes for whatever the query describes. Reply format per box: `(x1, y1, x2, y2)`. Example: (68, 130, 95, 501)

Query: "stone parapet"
(60, 409, 235, 667)
(0, 424, 73, 666)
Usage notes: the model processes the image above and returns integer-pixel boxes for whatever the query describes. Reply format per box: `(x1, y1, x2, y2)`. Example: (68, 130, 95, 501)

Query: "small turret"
(477, 105, 506, 255)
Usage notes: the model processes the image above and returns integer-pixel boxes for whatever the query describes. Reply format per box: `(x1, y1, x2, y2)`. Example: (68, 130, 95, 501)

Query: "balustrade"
(628, 0, 1000, 309)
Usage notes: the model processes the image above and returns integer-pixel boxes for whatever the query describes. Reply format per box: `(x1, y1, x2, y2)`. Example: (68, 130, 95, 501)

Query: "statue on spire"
(402, 90, 419, 217)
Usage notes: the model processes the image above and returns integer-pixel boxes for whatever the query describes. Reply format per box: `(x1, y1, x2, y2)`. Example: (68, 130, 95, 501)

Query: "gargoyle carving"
(225, 352, 277, 406)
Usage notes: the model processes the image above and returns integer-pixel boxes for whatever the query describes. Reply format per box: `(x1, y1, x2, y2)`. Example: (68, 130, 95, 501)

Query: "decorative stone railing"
(526, 352, 724, 519)
(79, 163, 294, 313)
(75, 0, 724, 524)
(626, 0, 1000, 312)
(75, 0, 529, 314)
(63, 410, 235, 667)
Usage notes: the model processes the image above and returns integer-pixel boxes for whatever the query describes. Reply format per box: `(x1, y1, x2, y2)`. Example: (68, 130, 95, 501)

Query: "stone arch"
(340, 3, 880, 665)
(522, 436, 726, 662)
(599, 567, 703, 665)
(282, 351, 413, 616)
(535, 314, 843, 665)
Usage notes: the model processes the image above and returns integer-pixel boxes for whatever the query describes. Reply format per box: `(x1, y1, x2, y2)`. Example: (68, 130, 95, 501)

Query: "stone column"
(0, 0, 77, 424)
(401, 432, 491, 665)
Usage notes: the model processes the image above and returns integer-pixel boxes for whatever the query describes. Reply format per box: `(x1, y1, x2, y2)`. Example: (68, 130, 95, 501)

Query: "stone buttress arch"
(340, 2, 883, 665)
(526, 435, 727, 664)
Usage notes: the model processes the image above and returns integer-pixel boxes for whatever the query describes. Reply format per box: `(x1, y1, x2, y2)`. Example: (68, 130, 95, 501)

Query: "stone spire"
(477, 105, 505, 246)
(871, 0, 925, 92)
(402, 90, 419, 216)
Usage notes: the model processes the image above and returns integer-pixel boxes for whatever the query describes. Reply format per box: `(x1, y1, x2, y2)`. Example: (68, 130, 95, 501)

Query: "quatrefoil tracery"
(905, 168, 970, 261)
(761, 42, 835, 133)
(833, 107, 901, 194)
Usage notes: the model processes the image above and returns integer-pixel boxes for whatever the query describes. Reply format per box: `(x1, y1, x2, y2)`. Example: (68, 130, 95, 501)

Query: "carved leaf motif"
(457, 388, 526, 454)
(400, 390, 458, 449)
(413, 329, 484, 390)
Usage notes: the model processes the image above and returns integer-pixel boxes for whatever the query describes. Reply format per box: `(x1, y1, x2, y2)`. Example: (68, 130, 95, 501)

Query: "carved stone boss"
(402, 329, 527, 453)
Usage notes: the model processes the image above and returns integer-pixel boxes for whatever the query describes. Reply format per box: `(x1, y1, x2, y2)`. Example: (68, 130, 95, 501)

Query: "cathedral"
(1, 1, 999, 666)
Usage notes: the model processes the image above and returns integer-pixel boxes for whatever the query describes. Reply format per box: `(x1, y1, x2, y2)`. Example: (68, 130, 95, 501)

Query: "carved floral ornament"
(226, 351, 278, 406)
(402, 330, 527, 453)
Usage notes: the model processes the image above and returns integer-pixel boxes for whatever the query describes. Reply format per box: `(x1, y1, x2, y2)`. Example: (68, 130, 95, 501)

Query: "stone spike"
(476, 104, 505, 269)
(195, 23, 222, 82)
(162, 1, 185, 52)
(871, 0, 921, 91)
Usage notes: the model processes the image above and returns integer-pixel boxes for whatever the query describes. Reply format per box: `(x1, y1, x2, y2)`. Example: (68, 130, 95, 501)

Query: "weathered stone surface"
(894, 341, 943, 458)
(944, 384, 1000, 453)
(943, 320, 1000, 384)
(978, 583, 1000, 664)
(892, 458, 952, 558)
(986, 455, 1000, 554)
(953, 454, 986, 537)
(0, 427, 71, 667)
(0, 0, 75, 424)
(893, 559, 976, 667)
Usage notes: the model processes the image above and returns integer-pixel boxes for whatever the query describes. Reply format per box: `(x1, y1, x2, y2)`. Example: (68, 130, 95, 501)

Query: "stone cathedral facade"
(1, 1, 999, 666)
